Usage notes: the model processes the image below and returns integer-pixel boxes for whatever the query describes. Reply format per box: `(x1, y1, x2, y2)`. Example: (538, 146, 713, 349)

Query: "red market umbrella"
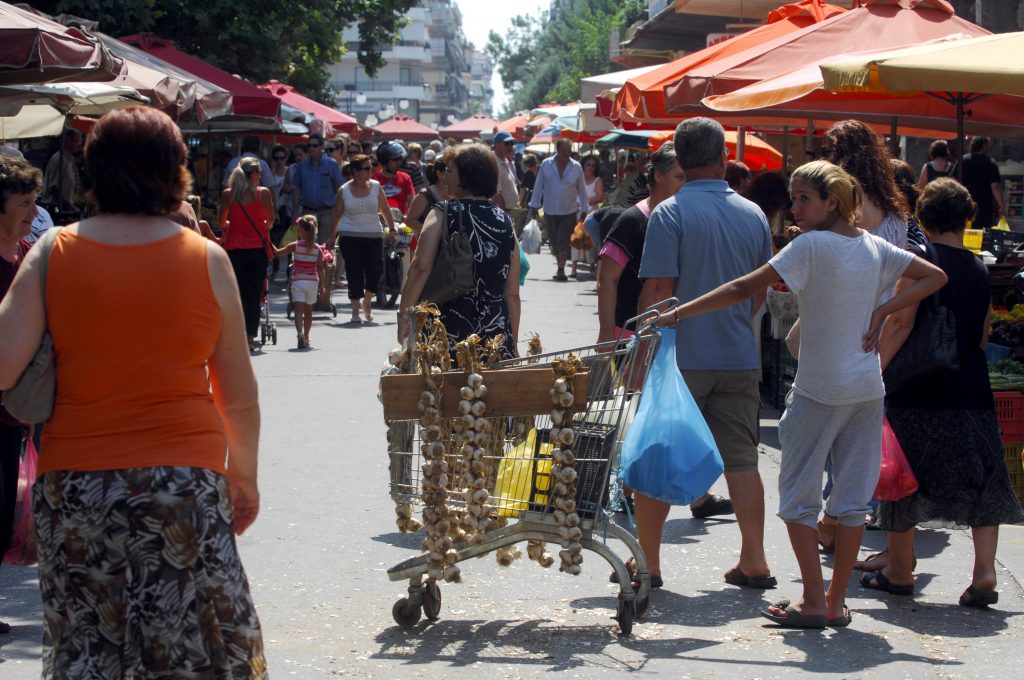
(0, 0, 124, 85)
(663, 0, 987, 115)
(372, 114, 438, 142)
(439, 113, 500, 138)
(612, 0, 847, 125)
(119, 33, 280, 118)
(648, 129, 783, 171)
(495, 112, 530, 140)
(259, 80, 358, 134)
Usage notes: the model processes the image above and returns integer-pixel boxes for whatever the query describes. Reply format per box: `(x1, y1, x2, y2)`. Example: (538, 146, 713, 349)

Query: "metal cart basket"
(380, 304, 673, 634)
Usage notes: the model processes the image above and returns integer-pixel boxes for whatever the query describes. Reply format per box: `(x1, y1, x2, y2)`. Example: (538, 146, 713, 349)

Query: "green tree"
(35, 0, 417, 103)
(487, 0, 646, 116)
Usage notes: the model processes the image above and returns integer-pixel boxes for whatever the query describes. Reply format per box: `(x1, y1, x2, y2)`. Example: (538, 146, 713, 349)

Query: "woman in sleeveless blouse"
(328, 153, 394, 324)
(0, 107, 265, 678)
(398, 143, 521, 359)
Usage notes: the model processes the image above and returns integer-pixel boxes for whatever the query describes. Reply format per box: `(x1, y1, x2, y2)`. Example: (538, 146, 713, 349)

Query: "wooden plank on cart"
(381, 368, 589, 420)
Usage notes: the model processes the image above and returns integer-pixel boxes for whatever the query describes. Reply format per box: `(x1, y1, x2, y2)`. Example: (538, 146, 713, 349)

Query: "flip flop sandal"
(760, 601, 827, 629)
(827, 605, 853, 628)
(0, 621, 11, 634)
(724, 567, 778, 589)
(691, 494, 734, 519)
(959, 585, 998, 608)
(608, 557, 663, 588)
(855, 549, 917, 573)
(859, 570, 914, 596)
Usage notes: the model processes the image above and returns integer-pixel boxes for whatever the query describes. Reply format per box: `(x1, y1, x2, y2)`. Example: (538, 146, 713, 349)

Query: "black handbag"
(421, 200, 476, 305)
(882, 243, 959, 393)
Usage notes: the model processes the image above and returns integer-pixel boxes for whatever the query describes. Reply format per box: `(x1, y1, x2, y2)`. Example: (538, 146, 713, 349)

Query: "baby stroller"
(259, 270, 278, 346)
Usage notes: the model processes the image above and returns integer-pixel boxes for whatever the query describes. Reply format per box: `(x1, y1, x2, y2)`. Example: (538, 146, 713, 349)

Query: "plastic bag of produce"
(873, 417, 918, 501)
(521, 219, 542, 254)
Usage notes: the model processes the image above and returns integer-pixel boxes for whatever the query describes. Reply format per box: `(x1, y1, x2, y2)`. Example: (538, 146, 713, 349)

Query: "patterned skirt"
(879, 408, 1024, 533)
(33, 466, 267, 679)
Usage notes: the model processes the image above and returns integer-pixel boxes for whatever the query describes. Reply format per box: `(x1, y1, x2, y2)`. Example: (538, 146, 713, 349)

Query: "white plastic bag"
(521, 218, 541, 254)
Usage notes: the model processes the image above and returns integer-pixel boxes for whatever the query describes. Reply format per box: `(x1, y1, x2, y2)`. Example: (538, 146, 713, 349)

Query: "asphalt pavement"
(1, 252, 1022, 679)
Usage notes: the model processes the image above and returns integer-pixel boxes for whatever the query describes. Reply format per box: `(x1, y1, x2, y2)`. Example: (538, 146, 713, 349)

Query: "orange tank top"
(40, 228, 227, 476)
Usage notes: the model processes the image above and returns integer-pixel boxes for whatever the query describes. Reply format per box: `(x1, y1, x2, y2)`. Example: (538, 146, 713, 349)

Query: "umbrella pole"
(737, 126, 746, 165)
(956, 94, 965, 182)
(889, 117, 899, 158)
(782, 126, 789, 172)
(206, 124, 212, 204)
(805, 121, 815, 162)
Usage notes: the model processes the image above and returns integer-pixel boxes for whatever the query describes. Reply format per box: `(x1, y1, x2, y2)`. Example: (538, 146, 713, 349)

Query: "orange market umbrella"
(612, 0, 846, 125)
(663, 0, 988, 115)
(700, 37, 1024, 140)
(648, 129, 783, 171)
(495, 112, 531, 140)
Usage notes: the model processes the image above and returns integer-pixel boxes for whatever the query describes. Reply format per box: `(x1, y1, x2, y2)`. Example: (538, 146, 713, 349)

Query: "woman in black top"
(398, 144, 521, 359)
(865, 178, 1024, 605)
(916, 139, 955, 191)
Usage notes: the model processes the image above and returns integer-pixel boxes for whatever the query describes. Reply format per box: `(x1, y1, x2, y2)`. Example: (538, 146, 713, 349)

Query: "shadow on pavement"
(0, 565, 43, 662)
(373, 617, 719, 672)
(371, 531, 423, 550)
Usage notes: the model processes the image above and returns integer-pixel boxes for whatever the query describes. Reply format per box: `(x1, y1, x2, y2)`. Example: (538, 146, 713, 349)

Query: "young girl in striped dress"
(276, 215, 324, 348)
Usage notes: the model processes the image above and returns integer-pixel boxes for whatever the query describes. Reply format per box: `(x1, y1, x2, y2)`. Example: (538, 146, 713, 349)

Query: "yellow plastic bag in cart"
(494, 428, 553, 518)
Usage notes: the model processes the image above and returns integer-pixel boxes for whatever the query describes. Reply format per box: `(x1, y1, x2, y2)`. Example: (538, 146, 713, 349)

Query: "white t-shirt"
(769, 230, 914, 406)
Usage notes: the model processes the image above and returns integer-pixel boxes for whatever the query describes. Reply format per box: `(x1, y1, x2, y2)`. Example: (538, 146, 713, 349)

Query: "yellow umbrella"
(821, 32, 1024, 97)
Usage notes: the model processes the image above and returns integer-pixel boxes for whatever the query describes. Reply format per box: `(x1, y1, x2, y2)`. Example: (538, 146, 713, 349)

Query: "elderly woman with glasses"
(326, 154, 394, 324)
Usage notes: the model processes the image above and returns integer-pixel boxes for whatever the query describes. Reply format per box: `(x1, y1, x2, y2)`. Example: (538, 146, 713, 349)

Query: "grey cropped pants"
(777, 390, 883, 529)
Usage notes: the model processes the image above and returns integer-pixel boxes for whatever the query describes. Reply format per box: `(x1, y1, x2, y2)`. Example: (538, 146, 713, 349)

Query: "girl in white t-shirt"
(275, 215, 324, 349)
(661, 161, 947, 629)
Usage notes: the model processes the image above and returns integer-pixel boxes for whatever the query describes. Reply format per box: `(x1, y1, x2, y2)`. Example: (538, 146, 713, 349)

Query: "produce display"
(989, 359, 1024, 391)
(990, 306, 1024, 349)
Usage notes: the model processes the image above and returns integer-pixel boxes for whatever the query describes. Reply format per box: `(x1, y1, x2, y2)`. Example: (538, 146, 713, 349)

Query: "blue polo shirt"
(292, 156, 343, 210)
(638, 179, 772, 371)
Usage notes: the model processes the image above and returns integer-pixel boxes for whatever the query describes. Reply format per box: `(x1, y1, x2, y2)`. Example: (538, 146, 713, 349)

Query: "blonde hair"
(229, 156, 261, 203)
(296, 214, 317, 248)
(790, 160, 861, 225)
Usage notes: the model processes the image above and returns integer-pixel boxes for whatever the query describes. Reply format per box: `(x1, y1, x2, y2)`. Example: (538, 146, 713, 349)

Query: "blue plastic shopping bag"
(619, 328, 724, 505)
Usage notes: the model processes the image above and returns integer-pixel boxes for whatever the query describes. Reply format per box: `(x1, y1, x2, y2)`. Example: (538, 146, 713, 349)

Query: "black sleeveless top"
(924, 161, 955, 183)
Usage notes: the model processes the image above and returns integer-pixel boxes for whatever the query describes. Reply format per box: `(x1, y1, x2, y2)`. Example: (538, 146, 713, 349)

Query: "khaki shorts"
(682, 369, 761, 473)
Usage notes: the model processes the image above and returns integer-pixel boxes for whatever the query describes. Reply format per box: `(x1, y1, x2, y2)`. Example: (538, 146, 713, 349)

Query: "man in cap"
(493, 131, 520, 211)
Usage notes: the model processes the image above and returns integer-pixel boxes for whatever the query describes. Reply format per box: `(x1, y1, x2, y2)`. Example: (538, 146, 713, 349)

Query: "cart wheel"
(392, 598, 422, 628)
(271, 325, 278, 345)
(616, 596, 634, 635)
(633, 595, 649, 620)
(422, 581, 442, 621)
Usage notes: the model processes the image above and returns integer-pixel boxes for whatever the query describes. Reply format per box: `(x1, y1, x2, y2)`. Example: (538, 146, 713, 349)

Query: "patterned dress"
(435, 199, 517, 359)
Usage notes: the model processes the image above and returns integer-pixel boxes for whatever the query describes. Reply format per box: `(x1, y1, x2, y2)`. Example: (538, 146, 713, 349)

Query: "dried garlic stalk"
(415, 305, 461, 584)
(550, 353, 585, 575)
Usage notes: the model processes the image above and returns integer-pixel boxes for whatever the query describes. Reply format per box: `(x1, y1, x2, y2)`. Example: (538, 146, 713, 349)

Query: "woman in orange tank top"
(0, 107, 266, 678)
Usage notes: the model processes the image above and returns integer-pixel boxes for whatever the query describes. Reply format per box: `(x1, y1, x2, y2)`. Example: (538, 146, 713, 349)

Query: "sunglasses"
(355, 165, 372, 171)
(273, 155, 286, 160)
(309, 142, 322, 148)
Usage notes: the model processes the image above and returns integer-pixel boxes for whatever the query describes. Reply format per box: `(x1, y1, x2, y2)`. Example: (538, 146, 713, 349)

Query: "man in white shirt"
(493, 131, 519, 211)
(528, 139, 588, 281)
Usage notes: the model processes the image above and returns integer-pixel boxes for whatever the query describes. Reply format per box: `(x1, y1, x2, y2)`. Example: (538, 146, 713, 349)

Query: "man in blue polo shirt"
(638, 118, 776, 592)
(291, 132, 343, 243)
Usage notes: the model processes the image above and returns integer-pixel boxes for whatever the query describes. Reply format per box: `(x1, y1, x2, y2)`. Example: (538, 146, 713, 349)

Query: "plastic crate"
(1001, 441, 1024, 506)
(964, 229, 984, 253)
(994, 391, 1024, 438)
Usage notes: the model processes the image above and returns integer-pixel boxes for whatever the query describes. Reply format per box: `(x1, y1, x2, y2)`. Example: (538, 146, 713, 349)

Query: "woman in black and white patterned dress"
(398, 143, 521, 359)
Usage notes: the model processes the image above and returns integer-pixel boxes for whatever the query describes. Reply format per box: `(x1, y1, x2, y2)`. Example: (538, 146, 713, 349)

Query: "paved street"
(2, 253, 1023, 679)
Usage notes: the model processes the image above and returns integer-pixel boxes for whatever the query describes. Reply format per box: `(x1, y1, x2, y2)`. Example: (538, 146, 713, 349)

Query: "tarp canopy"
(119, 33, 280, 118)
(664, 0, 986, 114)
(612, 0, 847, 125)
(495, 112, 531, 140)
(0, 81, 147, 138)
(259, 80, 358, 134)
(98, 32, 232, 122)
(372, 114, 438, 142)
(0, 0, 124, 85)
(439, 113, 499, 138)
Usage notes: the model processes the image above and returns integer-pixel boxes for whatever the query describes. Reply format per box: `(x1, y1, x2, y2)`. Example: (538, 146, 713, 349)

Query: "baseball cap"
(493, 131, 515, 145)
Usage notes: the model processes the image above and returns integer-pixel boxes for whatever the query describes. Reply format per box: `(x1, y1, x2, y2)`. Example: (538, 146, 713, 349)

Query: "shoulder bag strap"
(35, 226, 62, 326)
(236, 199, 270, 247)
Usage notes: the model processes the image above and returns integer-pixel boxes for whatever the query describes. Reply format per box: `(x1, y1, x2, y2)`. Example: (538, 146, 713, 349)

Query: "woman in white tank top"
(327, 154, 395, 323)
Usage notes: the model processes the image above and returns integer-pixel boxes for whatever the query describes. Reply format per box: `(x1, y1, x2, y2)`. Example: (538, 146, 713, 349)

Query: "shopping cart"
(380, 302, 673, 634)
